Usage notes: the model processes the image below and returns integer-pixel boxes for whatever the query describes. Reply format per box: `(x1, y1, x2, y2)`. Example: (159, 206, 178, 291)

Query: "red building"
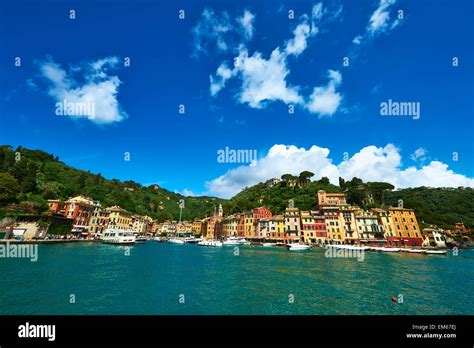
(313, 214, 327, 242)
(237, 213, 245, 237)
(63, 196, 94, 234)
(252, 207, 272, 220)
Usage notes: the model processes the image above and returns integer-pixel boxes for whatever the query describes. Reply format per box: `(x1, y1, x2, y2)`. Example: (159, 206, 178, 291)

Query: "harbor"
(0, 241, 472, 315)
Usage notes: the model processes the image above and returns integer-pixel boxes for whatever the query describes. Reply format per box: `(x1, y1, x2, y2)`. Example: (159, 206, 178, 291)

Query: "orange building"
(387, 207, 423, 246)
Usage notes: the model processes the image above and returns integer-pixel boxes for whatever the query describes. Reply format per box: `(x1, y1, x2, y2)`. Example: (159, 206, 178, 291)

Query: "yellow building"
(300, 211, 315, 243)
(88, 201, 110, 235)
(222, 215, 239, 237)
(371, 208, 394, 239)
(387, 207, 423, 246)
(320, 206, 343, 244)
(106, 206, 132, 231)
(192, 220, 203, 235)
(339, 205, 359, 244)
(268, 215, 285, 242)
(244, 211, 254, 238)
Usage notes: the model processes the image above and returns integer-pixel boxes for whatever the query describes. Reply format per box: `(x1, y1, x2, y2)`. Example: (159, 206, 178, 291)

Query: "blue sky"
(0, 0, 473, 198)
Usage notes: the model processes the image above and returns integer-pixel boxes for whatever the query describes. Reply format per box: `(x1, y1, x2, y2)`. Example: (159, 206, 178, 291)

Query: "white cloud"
(175, 188, 196, 197)
(238, 10, 255, 40)
(210, 62, 235, 96)
(206, 144, 474, 198)
(235, 48, 304, 108)
(208, 3, 343, 116)
(352, 0, 399, 46)
(368, 0, 396, 34)
(306, 70, 343, 116)
(38, 57, 127, 124)
(352, 35, 362, 45)
(410, 147, 428, 162)
(193, 9, 255, 57)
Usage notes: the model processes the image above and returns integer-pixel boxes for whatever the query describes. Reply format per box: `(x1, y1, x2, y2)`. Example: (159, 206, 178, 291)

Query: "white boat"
(424, 249, 447, 254)
(370, 246, 401, 252)
(168, 238, 185, 244)
(223, 237, 248, 246)
(184, 237, 202, 244)
(102, 229, 136, 245)
(330, 244, 369, 251)
(403, 248, 425, 254)
(197, 240, 223, 247)
(287, 243, 311, 251)
(262, 242, 277, 247)
(135, 235, 147, 244)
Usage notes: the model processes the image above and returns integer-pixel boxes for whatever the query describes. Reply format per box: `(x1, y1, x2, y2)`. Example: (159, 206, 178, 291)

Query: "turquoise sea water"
(0, 242, 472, 315)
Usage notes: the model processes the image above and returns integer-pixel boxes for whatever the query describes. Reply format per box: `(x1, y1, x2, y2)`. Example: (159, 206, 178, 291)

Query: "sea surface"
(0, 242, 472, 315)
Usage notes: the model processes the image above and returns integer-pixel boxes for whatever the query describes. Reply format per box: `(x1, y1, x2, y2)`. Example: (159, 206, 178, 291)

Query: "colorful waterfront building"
(300, 211, 316, 243)
(387, 207, 423, 246)
(268, 215, 285, 242)
(191, 220, 203, 235)
(284, 207, 301, 243)
(257, 218, 270, 239)
(237, 213, 245, 237)
(312, 212, 327, 244)
(339, 205, 359, 244)
(354, 212, 385, 244)
(320, 206, 343, 244)
(131, 215, 148, 234)
(64, 196, 95, 234)
(244, 211, 254, 239)
(222, 215, 239, 237)
(371, 208, 394, 241)
(88, 201, 109, 235)
(422, 227, 447, 248)
(106, 205, 133, 231)
(202, 216, 223, 239)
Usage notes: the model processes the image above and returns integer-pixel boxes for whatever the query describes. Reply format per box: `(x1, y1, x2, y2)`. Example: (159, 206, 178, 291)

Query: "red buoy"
(391, 297, 397, 302)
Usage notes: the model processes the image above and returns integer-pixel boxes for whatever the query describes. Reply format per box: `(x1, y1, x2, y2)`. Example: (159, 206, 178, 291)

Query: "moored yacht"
(198, 240, 223, 247)
(102, 229, 136, 245)
(168, 238, 185, 244)
(184, 237, 202, 244)
(369, 246, 401, 252)
(223, 237, 248, 246)
(286, 243, 311, 251)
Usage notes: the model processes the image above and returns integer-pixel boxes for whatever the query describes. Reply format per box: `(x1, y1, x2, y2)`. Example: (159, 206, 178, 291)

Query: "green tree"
(0, 172, 20, 204)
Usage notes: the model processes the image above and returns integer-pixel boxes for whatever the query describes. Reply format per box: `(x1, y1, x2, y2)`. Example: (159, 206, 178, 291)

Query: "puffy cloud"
(192, 9, 255, 57)
(209, 62, 235, 96)
(235, 48, 304, 108)
(306, 70, 343, 116)
(238, 10, 255, 40)
(38, 57, 127, 124)
(410, 147, 428, 162)
(368, 0, 396, 34)
(208, 3, 344, 116)
(352, 0, 399, 45)
(206, 144, 474, 198)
